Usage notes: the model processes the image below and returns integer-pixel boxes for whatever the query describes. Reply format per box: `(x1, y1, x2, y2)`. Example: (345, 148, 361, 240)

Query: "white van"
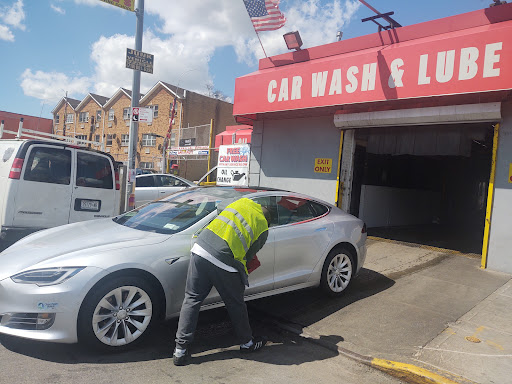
(0, 140, 121, 240)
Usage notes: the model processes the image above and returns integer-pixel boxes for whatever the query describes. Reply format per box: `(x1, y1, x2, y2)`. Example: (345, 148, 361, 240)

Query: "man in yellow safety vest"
(173, 197, 271, 366)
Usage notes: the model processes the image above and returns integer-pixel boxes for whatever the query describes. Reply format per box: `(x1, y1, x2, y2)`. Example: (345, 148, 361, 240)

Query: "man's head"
(260, 206, 271, 226)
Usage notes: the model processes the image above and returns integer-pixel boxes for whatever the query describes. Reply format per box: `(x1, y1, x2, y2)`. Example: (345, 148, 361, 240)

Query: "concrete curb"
(265, 318, 464, 384)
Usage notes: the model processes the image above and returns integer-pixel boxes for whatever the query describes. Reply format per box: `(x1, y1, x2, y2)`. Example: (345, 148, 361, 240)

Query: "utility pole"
(63, 91, 68, 137)
(125, 0, 144, 211)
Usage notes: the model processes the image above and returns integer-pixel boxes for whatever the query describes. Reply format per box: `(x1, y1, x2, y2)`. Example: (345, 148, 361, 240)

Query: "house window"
(79, 112, 89, 123)
(142, 134, 156, 147)
(54, 114, 60, 124)
(170, 132, 176, 147)
(106, 134, 113, 146)
(108, 109, 115, 121)
(66, 114, 74, 123)
(121, 134, 129, 146)
(94, 135, 100, 143)
(151, 105, 159, 118)
(139, 162, 154, 170)
(96, 110, 102, 122)
(75, 135, 87, 145)
(123, 108, 131, 120)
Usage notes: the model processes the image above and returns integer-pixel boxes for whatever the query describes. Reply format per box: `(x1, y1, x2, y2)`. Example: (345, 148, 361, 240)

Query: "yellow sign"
(100, 0, 135, 12)
(314, 158, 332, 173)
(509, 163, 512, 183)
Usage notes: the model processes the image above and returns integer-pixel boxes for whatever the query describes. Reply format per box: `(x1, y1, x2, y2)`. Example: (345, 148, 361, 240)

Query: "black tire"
(77, 275, 159, 351)
(320, 246, 355, 297)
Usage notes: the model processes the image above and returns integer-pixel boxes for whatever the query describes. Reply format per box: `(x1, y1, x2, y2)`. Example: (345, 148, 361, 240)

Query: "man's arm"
(245, 230, 268, 263)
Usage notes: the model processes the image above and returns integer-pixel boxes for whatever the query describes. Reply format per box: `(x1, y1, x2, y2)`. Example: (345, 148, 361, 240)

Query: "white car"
(0, 187, 367, 350)
(135, 173, 195, 207)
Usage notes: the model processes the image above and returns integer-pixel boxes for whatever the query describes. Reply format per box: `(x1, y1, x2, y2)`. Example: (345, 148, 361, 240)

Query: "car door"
(68, 150, 117, 223)
(12, 144, 73, 229)
(272, 195, 333, 289)
(156, 175, 190, 199)
(135, 175, 159, 207)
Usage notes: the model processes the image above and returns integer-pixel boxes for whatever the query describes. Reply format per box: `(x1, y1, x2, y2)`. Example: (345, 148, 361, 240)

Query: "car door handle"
(165, 257, 180, 265)
(315, 227, 327, 232)
(160, 191, 167, 194)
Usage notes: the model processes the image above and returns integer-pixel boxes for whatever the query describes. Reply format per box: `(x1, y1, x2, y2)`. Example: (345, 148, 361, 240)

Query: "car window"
(136, 175, 155, 187)
(24, 146, 71, 185)
(251, 196, 279, 227)
(113, 187, 252, 234)
(76, 152, 113, 189)
(158, 175, 188, 187)
(276, 196, 326, 225)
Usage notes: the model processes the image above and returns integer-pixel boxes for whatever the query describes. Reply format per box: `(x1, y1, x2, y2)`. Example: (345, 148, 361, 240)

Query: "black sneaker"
(173, 348, 190, 366)
(240, 336, 268, 353)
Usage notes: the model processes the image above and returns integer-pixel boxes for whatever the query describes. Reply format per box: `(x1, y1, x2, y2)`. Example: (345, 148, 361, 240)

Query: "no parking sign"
(131, 107, 153, 123)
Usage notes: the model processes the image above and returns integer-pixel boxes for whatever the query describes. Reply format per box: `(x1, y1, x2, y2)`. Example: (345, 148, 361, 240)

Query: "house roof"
(139, 81, 186, 105)
(75, 93, 110, 111)
(51, 97, 81, 114)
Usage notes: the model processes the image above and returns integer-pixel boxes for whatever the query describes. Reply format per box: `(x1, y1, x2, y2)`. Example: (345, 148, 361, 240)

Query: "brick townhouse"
(51, 82, 236, 181)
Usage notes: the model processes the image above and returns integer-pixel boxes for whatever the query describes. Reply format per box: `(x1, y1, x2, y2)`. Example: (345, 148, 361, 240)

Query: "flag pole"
(254, 30, 268, 58)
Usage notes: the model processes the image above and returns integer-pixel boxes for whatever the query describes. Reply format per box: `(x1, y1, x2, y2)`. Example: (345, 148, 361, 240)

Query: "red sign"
(234, 21, 512, 117)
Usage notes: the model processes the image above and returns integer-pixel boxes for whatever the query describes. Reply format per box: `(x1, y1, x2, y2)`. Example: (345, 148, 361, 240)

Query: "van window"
(76, 152, 113, 189)
(24, 147, 71, 185)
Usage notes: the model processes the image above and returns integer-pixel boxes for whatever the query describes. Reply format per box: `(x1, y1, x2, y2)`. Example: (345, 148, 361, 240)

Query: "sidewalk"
(249, 238, 512, 384)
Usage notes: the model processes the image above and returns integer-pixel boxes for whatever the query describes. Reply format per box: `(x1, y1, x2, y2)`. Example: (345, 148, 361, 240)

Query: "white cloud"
(21, 0, 361, 101)
(50, 4, 65, 15)
(20, 69, 92, 102)
(0, 0, 26, 41)
(0, 24, 14, 41)
(1, 0, 25, 30)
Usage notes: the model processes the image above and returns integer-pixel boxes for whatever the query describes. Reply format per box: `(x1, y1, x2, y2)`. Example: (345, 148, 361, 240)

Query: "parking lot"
(3, 236, 510, 383)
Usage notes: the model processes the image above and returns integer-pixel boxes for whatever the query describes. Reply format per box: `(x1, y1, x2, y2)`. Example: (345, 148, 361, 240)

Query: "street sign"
(100, 0, 135, 12)
(131, 107, 153, 123)
(126, 48, 154, 74)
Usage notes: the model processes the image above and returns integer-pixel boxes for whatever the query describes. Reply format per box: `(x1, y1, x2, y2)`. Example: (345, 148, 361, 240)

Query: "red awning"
(215, 125, 252, 149)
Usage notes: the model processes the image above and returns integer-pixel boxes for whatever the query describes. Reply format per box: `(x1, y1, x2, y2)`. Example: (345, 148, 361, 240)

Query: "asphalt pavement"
(248, 238, 512, 384)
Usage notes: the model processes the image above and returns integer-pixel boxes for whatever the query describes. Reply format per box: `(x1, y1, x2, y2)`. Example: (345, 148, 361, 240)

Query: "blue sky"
(0, 0, 492, 119)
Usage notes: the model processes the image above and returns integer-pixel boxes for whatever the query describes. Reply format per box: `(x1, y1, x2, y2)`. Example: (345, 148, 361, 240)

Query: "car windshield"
(113, 187, 252, 234)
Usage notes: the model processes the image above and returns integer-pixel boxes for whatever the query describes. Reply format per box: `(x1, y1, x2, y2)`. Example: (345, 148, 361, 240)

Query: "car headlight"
(11, 267, 85, 286)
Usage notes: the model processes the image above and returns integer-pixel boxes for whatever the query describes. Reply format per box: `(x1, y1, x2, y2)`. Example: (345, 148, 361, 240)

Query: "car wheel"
(320, 246, 354, 297)
(78, 276, 158, 350)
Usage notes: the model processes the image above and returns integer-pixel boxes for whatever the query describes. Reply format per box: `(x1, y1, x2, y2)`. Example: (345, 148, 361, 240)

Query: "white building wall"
(249, 116, 340, 205)
(487, 101, 512, 273)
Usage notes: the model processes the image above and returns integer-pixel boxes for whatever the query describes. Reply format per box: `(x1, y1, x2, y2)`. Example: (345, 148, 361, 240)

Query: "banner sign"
(100, 0, 134, 12)
(217, 144, 250, 186)
(234, 23, 512, 116)
(169, 146, 209, 157)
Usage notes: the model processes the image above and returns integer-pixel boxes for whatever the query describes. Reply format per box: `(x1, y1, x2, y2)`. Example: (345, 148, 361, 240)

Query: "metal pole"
(125, 0, 144, 211)
(0, 120, 4, 139)
(207, 119, 214, 182)
(16, 118, 24, 139)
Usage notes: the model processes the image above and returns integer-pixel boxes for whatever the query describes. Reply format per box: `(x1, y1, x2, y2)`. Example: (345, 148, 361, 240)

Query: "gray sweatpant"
(175, 253, 253, 349)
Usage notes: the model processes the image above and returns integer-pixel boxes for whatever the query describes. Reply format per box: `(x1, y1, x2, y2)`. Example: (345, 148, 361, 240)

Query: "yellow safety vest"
(206, 198, 268, 273)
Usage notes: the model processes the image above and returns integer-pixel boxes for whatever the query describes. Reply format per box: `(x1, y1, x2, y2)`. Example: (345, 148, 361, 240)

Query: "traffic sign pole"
(126, 0, 144, 212)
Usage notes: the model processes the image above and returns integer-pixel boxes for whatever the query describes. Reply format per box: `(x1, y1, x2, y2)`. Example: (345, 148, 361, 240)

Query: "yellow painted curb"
(372, 358, 461, 384)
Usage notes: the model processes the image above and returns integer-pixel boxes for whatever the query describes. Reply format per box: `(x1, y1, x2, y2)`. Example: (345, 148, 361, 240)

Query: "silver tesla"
(0, 187, 366, 350)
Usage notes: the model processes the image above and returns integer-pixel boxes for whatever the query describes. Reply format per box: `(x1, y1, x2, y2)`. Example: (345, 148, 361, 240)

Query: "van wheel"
(78, 276, 157, 351)
(320, 246, 354, 297)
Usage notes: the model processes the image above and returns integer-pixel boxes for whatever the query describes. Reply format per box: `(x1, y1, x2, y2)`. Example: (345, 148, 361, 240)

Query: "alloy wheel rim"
(327, 254, 352, 292)
(91, 285, 153, 346)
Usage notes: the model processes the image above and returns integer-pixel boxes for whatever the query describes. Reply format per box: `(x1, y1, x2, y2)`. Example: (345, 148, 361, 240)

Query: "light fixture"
(283, 31, 303, 51)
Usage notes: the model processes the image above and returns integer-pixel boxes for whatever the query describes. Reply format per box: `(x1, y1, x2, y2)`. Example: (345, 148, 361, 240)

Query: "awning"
(215, 125, 253, 148)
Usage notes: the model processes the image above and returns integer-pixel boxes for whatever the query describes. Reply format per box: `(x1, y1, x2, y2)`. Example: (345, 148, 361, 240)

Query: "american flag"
(243, 0, 286, 32)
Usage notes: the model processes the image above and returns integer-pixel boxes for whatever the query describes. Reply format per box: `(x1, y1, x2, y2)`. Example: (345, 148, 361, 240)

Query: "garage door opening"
(349, 123, 494, 254)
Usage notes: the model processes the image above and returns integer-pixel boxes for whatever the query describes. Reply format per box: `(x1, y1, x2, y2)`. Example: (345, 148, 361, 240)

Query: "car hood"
(0, 218, 169, 281)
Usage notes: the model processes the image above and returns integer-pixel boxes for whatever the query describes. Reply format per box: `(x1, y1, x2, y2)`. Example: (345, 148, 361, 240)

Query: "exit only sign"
(314, 158, 332, 173)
